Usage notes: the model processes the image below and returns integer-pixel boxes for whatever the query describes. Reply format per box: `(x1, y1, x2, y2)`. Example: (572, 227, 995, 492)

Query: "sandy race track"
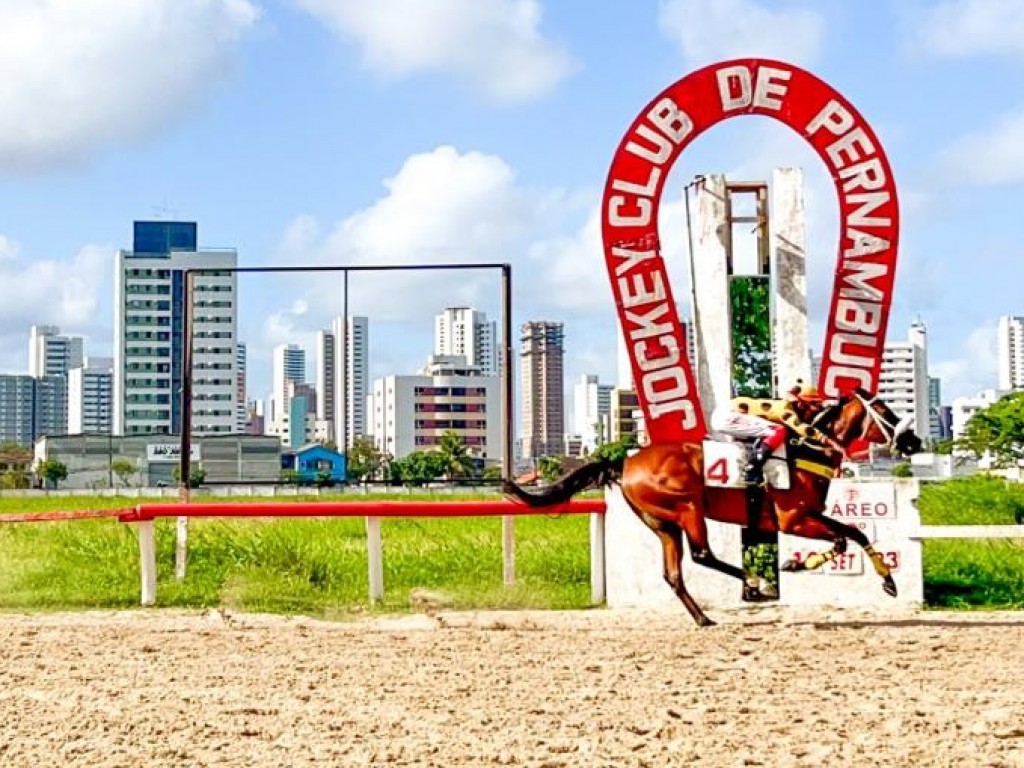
(1, 606, 1023, 767)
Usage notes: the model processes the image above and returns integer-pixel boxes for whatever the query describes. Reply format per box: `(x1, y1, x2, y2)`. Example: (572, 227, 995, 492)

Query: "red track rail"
(0, 508, 135, 523)
(118, 499, 606, 523)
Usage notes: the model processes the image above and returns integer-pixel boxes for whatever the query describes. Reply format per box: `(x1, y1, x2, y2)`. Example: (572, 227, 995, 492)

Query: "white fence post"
(589, 512, 606, 605)
(366, 516, 384, 602)
(137, 520, 157, 606)
(174, 516, 188, 581)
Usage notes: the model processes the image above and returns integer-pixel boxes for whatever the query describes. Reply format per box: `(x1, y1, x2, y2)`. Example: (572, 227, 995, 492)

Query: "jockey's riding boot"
(743, 438, 772, 485)
(742, 578, 773, 603)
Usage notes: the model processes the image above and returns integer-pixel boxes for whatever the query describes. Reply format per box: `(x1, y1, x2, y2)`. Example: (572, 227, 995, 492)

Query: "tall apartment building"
(235, 343, 247, 433)
(29, 325, 83, 378)
(331, 315, 369, 450)
(520, 321, 564, 461)
(573, 373, 613, 453)
(927, 376, 947, 441)
(113, 221, 238, 436)
(0, 374, 67, 445)
(67, 357, 113, 434)
(270, 343, 305, 438)
(371, 354, 500, 462)
(435, 307, 497, 376)
(877, 320, 931, 441)
(316, 328, 337, 438)
(285, 380, 317, 448)
(997, 315, 1024, 391)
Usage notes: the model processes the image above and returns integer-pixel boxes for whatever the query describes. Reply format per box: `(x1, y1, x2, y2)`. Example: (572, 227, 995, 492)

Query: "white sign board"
(146, 443, 201, 463)
(779, 479, 922, 607)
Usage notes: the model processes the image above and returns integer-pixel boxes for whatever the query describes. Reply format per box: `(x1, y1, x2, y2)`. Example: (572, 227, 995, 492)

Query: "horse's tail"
(502, 456, 624, 508)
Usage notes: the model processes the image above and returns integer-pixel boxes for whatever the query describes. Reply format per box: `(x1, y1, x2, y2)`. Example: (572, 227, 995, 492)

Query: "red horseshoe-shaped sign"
(602, 58, 899, 443)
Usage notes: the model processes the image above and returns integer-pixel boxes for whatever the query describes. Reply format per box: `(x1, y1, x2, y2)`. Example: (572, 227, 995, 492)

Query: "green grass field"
(0, 475, 1021, 616)
(0, 493, 593, 615)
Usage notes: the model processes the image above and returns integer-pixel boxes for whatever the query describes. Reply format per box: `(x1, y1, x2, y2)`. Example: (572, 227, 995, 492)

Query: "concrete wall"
(604, 485, 746, 609)
(770, 167, 811, 393)
(603, 480, 922, 611)
(688, 174, 733, 422)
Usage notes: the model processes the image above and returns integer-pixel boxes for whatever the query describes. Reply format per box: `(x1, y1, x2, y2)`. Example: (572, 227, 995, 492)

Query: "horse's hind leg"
(676, 498, 745, 583)
(637, 511, 715, 627)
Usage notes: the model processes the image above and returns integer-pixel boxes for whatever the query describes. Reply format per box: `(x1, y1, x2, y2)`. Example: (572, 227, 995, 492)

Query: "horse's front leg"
(779, 512, 897, 597)
(780, 534, 847, 572)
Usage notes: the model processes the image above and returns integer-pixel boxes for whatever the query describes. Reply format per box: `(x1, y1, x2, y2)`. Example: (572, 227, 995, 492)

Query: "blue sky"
(0, 0, 1022, 410)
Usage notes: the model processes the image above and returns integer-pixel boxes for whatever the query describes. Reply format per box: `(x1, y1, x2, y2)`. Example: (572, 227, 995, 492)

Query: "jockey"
(710, 380, 841, 485)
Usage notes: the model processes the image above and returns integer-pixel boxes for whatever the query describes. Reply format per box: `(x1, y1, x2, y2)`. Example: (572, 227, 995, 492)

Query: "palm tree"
(437, 430, 476, 479)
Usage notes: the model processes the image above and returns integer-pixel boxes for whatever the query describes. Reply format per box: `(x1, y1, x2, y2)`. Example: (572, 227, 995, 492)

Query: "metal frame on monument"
(173, 262, 515, 582)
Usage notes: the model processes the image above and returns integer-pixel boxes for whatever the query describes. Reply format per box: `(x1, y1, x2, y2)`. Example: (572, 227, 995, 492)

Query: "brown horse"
(504, 389, 923, 627)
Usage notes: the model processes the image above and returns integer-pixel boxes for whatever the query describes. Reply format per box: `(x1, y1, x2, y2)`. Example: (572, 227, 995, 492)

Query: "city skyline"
(1, 2, 1023, 405)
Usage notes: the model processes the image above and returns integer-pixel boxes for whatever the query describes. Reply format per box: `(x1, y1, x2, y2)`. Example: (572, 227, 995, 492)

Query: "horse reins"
(853, 391, 911, 448)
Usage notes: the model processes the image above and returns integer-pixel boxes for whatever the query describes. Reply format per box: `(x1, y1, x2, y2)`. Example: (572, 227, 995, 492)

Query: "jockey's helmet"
(789, 380, 821, 402)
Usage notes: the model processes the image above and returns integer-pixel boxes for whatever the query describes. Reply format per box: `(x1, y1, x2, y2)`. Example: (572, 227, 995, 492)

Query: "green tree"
(729, 275, 773, 397)
(110, 458, 136, 487)
(891, 462, 914, 478)
(590, 434, 639, 464)
(172, 465, 206, 488)
(37, 459, 68, 489)
(0, 469, 30, 489)
(955, 392, 1024, 468)
(537, 456, 564, 484)
(390, 451, 447, 486)
(346, 436, 386, 483)
(437, 430, 476, 479)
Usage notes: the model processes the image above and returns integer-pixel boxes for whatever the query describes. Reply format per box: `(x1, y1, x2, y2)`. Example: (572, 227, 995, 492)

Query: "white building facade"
(435, 307, 497, 377)
(29, 325, 83, 378)
(370, 355, 500, 462)
(950, 389, 1005, 441)
(332, 315, 369, 450)
(997, 315, 1024, 392)
(68, 357, 113, 434)
(113, 221, 238, 437)
(269, 343, 306, 440)
(877, 320, 931, 442)
(573, 373, 613, 453)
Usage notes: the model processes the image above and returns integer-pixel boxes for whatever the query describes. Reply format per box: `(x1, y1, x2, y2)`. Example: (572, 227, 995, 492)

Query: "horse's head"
(815, 388, 923, 457)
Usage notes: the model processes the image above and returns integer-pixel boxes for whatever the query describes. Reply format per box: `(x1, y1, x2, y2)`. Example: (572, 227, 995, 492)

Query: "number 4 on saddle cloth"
(702, 439, 835, 490)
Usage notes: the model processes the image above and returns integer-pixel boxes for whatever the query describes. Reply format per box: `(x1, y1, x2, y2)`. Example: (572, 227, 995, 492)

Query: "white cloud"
(0, 0, 260, 170)
(291, 0, 576, 103)
(0, 239, 111, 371)
(252, 145, 595, 386)
(914, 0, 1024, 58)
(931, 324, 1000, 400)
(940, 108, 1024, 185)
(658, 0, 825, 67)
(277, 145, 551, 324)
(0, 235, 19, 261)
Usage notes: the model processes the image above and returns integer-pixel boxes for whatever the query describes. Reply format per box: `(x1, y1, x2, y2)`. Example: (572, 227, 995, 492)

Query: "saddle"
(702, 437, 836, 489)
(702, 439, 790, 489)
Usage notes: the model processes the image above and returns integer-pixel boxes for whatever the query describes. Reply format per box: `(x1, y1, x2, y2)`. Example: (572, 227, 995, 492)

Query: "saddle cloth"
(702, 439, 791, 490)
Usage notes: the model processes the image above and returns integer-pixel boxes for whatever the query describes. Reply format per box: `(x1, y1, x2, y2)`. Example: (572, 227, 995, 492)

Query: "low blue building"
(281, 443, 347, 486)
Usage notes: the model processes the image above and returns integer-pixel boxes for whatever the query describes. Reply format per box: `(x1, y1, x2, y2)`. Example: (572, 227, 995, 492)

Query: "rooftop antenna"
(151, 198, 179, 221)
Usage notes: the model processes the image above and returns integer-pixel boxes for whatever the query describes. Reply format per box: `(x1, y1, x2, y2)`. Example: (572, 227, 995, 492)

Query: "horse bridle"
(852, 391, 913, 448)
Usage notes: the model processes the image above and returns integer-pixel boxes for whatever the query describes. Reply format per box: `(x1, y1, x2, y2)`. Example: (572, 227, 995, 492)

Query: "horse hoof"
(695, 615, 717, 628)
(882, 576, 898, 597)
(780, 559, 805, 572)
